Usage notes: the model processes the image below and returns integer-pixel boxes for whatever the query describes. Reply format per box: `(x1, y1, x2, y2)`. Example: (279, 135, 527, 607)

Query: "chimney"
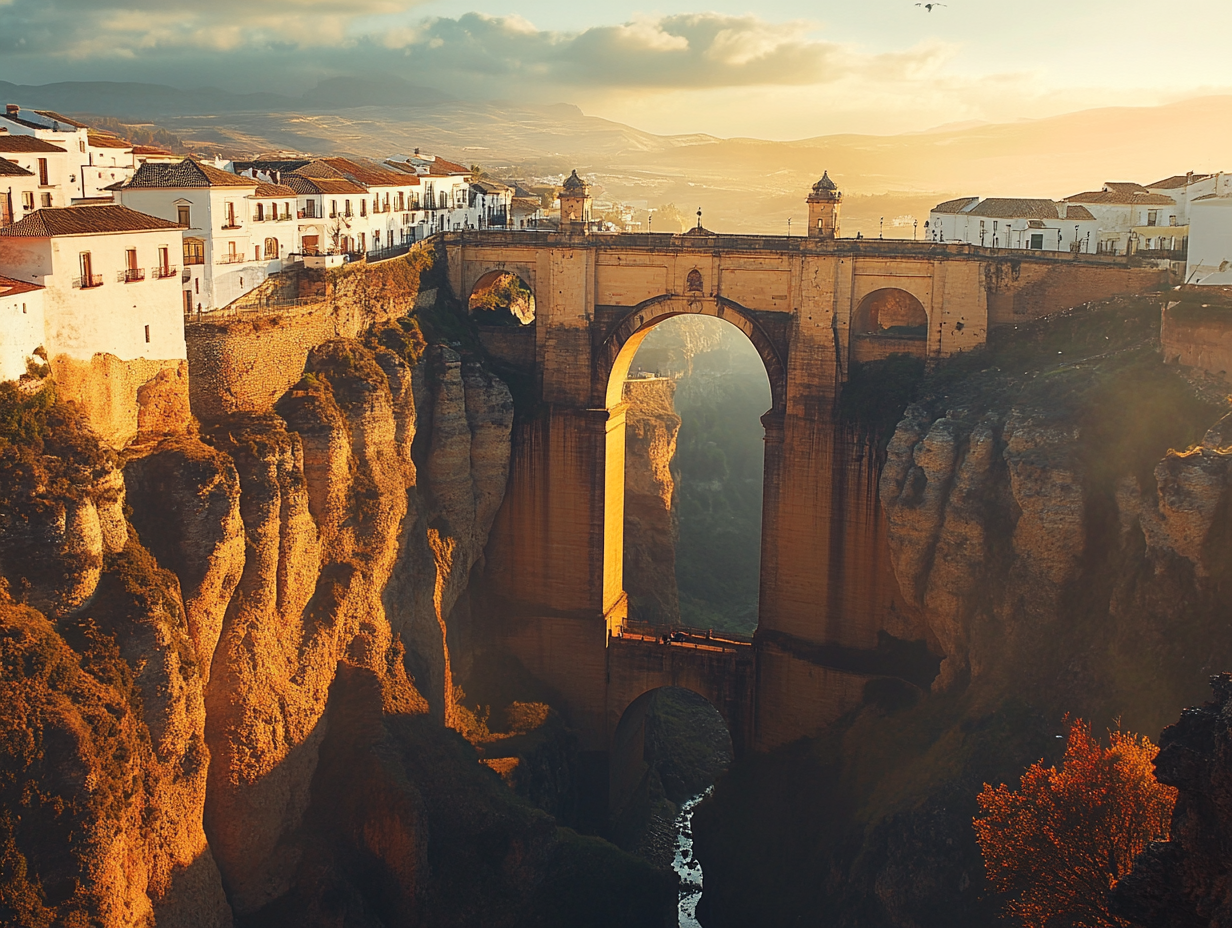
(414, 148, 420, 156)
(1188, 171, 1194, 183)
(5, 104, 17, 117)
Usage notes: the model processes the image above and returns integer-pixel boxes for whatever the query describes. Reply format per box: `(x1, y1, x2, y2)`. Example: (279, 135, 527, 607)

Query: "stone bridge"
(442, 220, 1166, 759)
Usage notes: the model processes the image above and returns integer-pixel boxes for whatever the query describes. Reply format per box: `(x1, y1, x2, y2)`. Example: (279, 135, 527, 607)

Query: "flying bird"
(916, 2, 946, 9)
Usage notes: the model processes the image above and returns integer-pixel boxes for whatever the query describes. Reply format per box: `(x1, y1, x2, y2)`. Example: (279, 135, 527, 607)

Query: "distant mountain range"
(0, 76, 453, 118)
(2, 79, 1229, 235)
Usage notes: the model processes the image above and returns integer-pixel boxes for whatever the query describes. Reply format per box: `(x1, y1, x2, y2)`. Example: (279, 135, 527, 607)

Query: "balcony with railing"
(154, 265, 178, 280)
(74, 274, 104, 289)
(120, 267, 146, 283)
(216, 253, 248, 265)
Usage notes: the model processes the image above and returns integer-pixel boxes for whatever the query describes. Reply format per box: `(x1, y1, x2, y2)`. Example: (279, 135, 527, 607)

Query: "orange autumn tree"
(973, 719, 1176, 928)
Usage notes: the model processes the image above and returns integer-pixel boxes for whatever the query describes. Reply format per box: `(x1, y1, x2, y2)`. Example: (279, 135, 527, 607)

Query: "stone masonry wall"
(186, 246, 433, 422)
(186, 310, 343, 422)
(1162, 302, 1232, 384)
(985, 261, 1167, 326)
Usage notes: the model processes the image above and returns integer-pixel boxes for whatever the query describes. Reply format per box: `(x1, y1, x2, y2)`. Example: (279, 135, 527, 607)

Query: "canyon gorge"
(3, 243, 1232, 928)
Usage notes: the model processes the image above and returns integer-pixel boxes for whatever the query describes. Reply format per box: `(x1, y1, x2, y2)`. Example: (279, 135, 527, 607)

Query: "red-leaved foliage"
(973, 719, 1177, 928)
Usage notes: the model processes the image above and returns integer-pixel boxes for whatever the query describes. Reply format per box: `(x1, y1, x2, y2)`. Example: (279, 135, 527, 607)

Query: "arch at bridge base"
(607, 634, 755, 758)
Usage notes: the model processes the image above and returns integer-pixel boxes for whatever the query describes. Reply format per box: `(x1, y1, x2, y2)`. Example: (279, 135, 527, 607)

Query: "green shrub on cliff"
(0, 382, 57, 449)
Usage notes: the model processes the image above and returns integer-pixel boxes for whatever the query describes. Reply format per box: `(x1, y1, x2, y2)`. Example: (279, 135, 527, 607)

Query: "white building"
(237, 157, 426, 254)
(510, 196, 544, 230)
(1184, 195, 1232, 285)
(0, 273, 45, 382)
(927, 197, 1097, 252)
(119, 158, 269, 313)
(470, 180, 513, 229)
(81, 132, 136, 200)
(248, 182, 299, 271)
(385, 152, 475, 234)
(312, 158, 424, 251)
(0, 158, 39, 228)
(279, 173, 371, 257)
(0, 205, 186, 366)
(0, 134, 71, 210)
(1062, 183, 1179, 255)
(0, 106, 89, 168)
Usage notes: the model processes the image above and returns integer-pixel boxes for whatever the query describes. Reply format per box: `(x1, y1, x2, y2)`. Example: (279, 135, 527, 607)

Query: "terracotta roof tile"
(931, 196, 979, 214)
(281, 174, 368, 196)
(319, 157, 417, 188)
(0, 274, 44, 295)
(251, 183, 298, 198)
(1148, 173, 1212, 189)
(428, 156, 470, 175)
(0, 136, 67, 153)
(88, 133, 132, 149)
(31, 110, 89, 129)
(131, 145, 173, 156)
(292, 161, 345, 179)
(1064, 189, 1176, 206)
(1063, 205, 1095, 220)
(0, 205, 182, 237)
(968, 197, 1060, 220)
(0, 158, 33, 177)
(124, 159, 257, 189)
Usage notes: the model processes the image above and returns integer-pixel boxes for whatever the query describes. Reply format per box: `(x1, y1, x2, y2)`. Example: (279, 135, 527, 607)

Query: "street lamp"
(787, 217, 792, 237)
(879, 217, 884, 239)
(913, 219, 918, 240)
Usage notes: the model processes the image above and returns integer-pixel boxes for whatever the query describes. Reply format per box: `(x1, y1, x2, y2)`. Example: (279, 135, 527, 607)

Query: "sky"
(2, 0, 1232, 139)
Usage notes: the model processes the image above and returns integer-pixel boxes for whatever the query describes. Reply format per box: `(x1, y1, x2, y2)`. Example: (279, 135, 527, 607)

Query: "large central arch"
(595, 295, 787, 638)
(595, 295, 787, 412)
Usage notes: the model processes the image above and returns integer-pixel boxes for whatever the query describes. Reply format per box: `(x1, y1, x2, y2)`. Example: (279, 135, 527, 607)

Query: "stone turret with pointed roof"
(558, 169, 592, 232)
(807, 170, 842, 239)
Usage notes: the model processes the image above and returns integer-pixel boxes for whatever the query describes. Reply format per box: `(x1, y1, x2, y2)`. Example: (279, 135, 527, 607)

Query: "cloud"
(0, 2, 951, 96)
(379, 13, 948, 91)
(0, 0, 420, 59)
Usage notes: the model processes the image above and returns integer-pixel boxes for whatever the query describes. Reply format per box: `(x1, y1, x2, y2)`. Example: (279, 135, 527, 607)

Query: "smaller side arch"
(850, 287, 930, 362)
(460, 257, 539, 309)
(468, 269, 536, 325)
(609, 685, 735, 814)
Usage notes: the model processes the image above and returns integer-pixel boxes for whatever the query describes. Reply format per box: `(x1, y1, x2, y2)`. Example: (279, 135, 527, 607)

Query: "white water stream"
(672, 790, 710, 928)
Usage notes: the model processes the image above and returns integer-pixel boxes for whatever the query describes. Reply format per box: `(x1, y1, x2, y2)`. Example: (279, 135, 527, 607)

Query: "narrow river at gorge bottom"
(673, 790, 710, 928)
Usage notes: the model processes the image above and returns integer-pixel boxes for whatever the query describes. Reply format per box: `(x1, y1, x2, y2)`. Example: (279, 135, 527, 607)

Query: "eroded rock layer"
(622, 378, 681, 625)
(0, 276, 666, 926)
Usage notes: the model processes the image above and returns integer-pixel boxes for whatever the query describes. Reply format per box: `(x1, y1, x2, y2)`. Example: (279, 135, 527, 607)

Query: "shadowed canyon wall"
(690, 296, 1232, 928)
(621, 378, 680, 626)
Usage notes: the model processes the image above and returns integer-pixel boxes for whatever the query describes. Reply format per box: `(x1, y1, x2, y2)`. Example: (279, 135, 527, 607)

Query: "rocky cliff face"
(0, 295, 669, 925)
(693, 297, 1232, 928)
(622, 378, 681, 625)
(1112, 673, 1232, 927)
